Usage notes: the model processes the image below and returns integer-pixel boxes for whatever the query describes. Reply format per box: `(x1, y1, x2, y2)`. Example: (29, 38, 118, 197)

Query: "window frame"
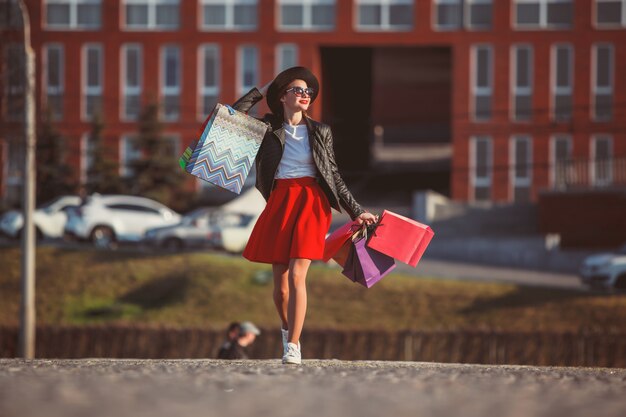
(355, 0, 414, 32)
(238, 45, 258, 96)
(510, 44, 533, 122)
(120, 43, 143, 121)
(198, 44, 221, 121)
(122, 0, 180, 31)
(470, 44, 493, 122)
(590, 134, 613, 186)
(550, 43, 573, 122)
(160, 44, 181, 122)
(470, 135, 493, 202)
(509, 134, 533, 202)
(513, 0, 573, 30)
(43, 43, 65, 121)
(591, 43, 614, 122)
(44, 0, 102, 30)
(275, 43, 299, 75)
(433, 0, 492, 31)
(81, 43, 103, 122)
(594, 0, 626, 28)
(549, 134, 572, 189)
(277, 0, 335, 31)
(199, 0, 258, 31)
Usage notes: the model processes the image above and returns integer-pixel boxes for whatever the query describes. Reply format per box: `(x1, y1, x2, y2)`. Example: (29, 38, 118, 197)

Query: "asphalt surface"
(1, 359, 625, 417)
(400, 259, 584, 290)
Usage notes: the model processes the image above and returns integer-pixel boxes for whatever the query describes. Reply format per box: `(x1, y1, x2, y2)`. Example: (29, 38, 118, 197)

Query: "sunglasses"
(285, 86, 315, 97)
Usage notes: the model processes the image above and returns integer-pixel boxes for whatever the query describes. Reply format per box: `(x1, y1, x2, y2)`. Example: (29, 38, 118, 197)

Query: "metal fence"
(2, 325, 625, 368)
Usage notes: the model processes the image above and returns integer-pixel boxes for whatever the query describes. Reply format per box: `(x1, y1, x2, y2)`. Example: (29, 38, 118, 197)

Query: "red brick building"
(1, 0, 625, 207)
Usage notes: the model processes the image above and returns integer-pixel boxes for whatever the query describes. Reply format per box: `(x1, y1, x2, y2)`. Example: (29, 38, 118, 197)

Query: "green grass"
(1, 246, 626, 332)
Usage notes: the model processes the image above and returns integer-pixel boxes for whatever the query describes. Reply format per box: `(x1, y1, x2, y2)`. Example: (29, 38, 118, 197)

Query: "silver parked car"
(142, 208, 228, 251)
(64, 194, 181, 248)
(579, 244, 626, 290)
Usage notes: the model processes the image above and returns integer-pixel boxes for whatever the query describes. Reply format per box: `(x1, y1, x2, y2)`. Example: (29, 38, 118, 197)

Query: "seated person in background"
(217, 321, 261, 360)
(217, 322, 240, 358)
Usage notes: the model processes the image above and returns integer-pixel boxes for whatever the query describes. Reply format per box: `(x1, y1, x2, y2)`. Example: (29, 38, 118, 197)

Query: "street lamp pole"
(17, 0, 37, 359)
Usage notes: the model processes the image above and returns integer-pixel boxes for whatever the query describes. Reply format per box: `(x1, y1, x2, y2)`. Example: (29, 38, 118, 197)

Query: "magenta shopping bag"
(342, 237, 396, 288)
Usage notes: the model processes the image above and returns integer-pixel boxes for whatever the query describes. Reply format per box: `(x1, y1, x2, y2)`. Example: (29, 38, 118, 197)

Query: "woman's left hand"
(357, 212, 378, 225)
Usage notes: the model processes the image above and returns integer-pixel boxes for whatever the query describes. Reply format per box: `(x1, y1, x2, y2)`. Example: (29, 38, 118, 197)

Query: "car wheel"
(162, 237, 184, 251)
(614, 274, 626, 290)
(90, 226, 116, 249)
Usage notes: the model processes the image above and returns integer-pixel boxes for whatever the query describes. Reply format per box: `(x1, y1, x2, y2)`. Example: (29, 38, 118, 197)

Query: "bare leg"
(272, 264, 289, 330)
(287, 258, 311, 344)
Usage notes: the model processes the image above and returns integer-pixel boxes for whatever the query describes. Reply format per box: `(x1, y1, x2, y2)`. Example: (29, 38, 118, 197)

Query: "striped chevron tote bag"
(183, 103, 268, 194)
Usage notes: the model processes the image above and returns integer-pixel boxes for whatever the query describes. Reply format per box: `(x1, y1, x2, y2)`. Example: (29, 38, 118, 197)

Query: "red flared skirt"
(243, 177, 332, 265)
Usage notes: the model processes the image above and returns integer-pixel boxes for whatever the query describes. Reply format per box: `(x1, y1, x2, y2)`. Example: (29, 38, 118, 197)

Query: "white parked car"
(579, 244, 626, 290)
(0, 195, 82, 240)
(64, 194, 181, 248)
(219, 212, 261, 253)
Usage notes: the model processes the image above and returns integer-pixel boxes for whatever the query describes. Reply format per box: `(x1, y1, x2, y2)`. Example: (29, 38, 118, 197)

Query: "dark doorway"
(320, 47, 373, 171)
(320, 46, 452, 201)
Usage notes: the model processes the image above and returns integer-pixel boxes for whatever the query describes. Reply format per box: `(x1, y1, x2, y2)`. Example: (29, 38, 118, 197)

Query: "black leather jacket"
(232, 88, 365, 220)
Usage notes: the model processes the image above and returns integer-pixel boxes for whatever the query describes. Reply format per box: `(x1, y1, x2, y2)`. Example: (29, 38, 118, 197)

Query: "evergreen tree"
(85, 113, 126, 195)
(36, 110, 76, 204)
(131, 100, 186, 209)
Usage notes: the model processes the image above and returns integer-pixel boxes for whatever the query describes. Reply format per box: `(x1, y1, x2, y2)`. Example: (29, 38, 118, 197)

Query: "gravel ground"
(1, 359, 625, 417)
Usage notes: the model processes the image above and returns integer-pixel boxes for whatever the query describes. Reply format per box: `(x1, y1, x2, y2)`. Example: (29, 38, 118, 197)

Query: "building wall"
(1, 0, 625, 206)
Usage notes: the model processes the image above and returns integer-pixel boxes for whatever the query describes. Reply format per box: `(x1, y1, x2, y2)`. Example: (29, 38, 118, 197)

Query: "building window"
(82, 44, 102, 121)
(434, 0, 492, 30)
(591, 135, 612, 186)
(120, 135, 141, 177)
(80, 133, 96, 184)
(511, 45, 533, 121)
(595, 0, 626, 27)
(0, 0, 22, 29)
(470, 135, 492, 201)
(238, 45, 258, 95)
(161, 45, 181, 121)
(4, 44, 24, 121)
(276, 44, 298, 74)
(356, 0, 413, 31)
(510, 135, 532, 202)
(471, 44, 492, 121)
(123, 0, 179, 30)
(201, 0, 257, 31)
(278, 0, 335, 30)
(592, 43, 613, 121)
(551, 44, 572, 122)
(44, 44, 64, 121)
(199, 44, 220, 119)
(514, 0, 573, 29)
(121, 44, 142, 121)
(550, 134, 572, 189)
(45, 0, 101, 29)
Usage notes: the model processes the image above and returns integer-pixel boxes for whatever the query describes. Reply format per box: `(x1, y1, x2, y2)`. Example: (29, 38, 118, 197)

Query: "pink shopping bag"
(366, 210, 434, 267)
(323, 220, 362, 263)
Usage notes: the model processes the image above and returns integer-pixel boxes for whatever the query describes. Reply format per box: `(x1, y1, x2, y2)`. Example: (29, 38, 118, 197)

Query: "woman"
(233, 67, 376, 364)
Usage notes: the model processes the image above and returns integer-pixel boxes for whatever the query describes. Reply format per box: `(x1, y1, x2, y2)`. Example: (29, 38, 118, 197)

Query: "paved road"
(1, 359, 625, 417)
(400, 259, 585, 290)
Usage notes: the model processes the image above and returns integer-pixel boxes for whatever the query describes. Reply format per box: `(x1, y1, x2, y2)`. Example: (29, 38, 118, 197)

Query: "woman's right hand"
(258, 80, 273, 96)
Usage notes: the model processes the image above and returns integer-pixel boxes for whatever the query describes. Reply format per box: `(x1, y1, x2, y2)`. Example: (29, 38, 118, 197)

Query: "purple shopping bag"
(341, 238, 396, 288)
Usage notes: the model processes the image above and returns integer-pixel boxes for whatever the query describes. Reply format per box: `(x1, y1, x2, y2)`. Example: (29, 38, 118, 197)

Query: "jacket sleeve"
(325, 126, 365, 220)
(231, 88, 264, 113)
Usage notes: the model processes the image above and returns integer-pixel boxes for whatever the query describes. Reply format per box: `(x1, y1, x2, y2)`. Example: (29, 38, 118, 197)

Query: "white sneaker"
(282, 342, 302, 365)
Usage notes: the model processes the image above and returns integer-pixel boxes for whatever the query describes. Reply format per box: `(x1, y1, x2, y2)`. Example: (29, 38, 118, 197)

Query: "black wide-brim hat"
(266, 66, 319, 115)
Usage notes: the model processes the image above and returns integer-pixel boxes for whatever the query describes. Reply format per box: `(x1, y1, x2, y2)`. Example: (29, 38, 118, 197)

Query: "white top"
(275, 123, 317, 179)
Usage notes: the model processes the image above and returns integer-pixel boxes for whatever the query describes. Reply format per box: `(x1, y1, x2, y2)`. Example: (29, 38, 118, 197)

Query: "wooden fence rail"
(1, 325, 625, 368)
